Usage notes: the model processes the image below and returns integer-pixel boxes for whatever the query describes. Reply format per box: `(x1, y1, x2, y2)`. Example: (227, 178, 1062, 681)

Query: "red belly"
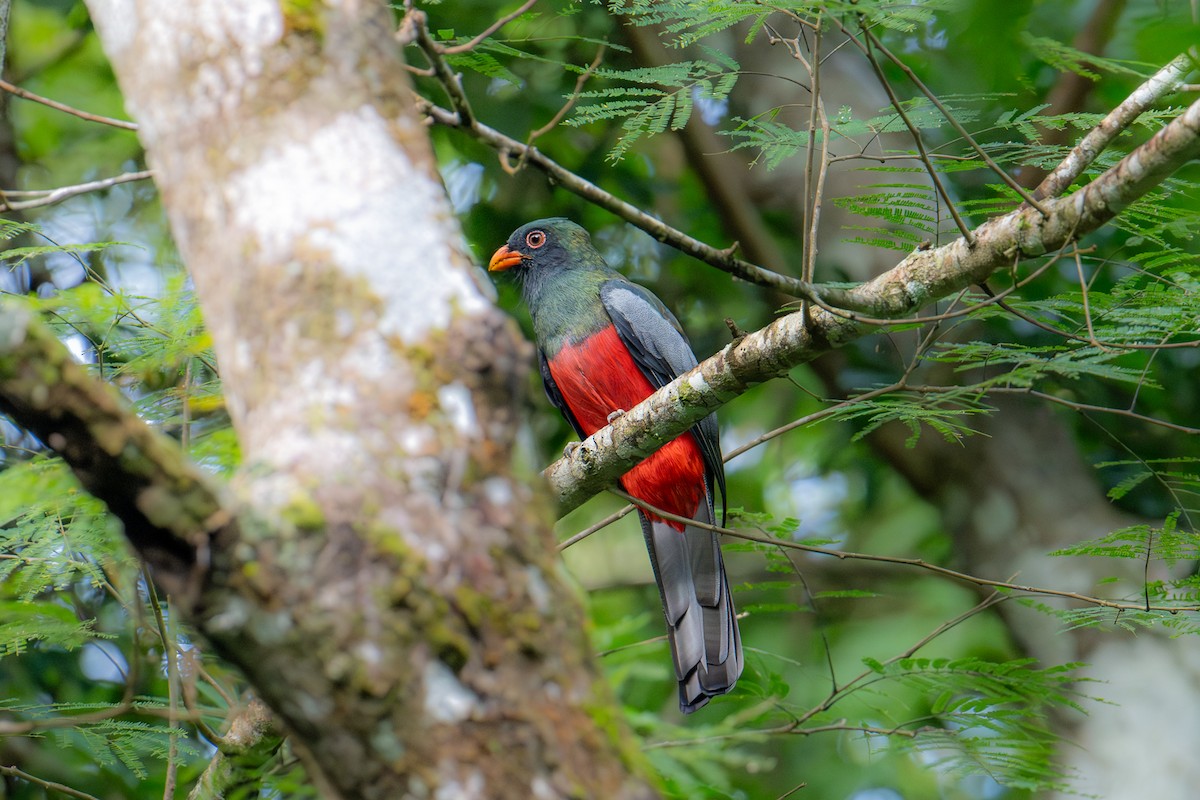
(548, 325, 704, 530)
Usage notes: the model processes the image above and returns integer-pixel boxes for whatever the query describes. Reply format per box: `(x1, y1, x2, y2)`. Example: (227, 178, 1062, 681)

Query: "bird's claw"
(607, 409, 626, 423)
(563, 441, 581, 458)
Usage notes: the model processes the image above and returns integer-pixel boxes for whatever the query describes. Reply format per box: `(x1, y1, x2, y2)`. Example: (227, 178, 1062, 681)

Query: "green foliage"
(831, 392, 990, 447)
(0, 240, 132, 266)
(568, 49, 739, 161)
(855, 656, 1085, 791)
(1053, 512, 1194, 562)
(1020, 32, 1154, 82)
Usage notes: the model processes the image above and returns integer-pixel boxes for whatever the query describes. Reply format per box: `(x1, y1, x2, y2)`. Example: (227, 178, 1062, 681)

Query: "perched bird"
(489, 218, 742, 713)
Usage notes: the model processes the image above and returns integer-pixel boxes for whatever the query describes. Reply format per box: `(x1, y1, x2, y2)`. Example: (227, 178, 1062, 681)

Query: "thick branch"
(82, 2, 655, 797)
(0, 299, 226, 597)
(546, 96, 1200, 513)
(1034, 50, 1195, 198)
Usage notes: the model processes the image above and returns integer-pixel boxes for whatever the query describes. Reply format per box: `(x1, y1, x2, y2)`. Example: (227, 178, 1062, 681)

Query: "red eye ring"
(526, 230, 547, 249)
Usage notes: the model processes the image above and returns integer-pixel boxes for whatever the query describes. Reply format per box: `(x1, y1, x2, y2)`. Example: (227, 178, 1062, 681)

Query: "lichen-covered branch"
(186, 700, 283, 800)
(77, 1, 657, 798)
(1034, 50, 1195, 199)
(546, 96, 1200, 513)
(0, 299, 226, 598)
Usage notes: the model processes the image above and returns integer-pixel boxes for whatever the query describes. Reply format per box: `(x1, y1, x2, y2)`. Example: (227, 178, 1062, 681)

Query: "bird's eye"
(526, 230, 547, 249)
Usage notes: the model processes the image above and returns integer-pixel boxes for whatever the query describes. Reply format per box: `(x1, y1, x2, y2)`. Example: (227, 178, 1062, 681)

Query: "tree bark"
(63, 1, 655, 797)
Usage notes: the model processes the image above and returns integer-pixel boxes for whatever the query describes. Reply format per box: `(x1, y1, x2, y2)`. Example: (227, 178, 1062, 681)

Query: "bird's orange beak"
(488, 245, 525, 272)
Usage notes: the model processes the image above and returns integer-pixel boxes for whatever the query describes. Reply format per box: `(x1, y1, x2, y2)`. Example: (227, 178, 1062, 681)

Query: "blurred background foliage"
(2, 0, 1199, 797)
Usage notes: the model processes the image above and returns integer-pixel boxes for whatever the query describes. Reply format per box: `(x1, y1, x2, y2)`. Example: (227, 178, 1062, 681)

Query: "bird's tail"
(639, 498, 742, 714)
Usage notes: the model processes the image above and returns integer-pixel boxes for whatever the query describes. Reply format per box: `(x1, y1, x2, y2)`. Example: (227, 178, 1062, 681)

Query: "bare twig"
(557, 502, 636, 550)
(528, 45, 606, 143)
(410, 10, 476, 128)
(609, 489, 1200, 612)
(855, 24, 1051, 215)
(858, 30, 977, 243)
(1, 169, 154, 212)
(987, 291, 1200, 351)
(1021, 389, 1200, 435)
(147, 578, 181, 800)
(0, 766, 100, 800)
(647, 593, 1009, 749)
(0, 77, 138, 130)
(442, 0, 538, 55)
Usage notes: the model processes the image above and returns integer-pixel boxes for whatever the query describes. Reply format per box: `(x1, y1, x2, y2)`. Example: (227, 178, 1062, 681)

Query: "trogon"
(489, 218, 742, 713)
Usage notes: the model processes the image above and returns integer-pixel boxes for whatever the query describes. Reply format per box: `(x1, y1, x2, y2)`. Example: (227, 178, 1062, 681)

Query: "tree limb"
(545, 95, 1200, 514)
(0, 299, 228, 598)
(1035, 50, 1196, 198)
(1, 169, 153, 212)
(0, 77, 140, 130)
(186, 699, 283, 800)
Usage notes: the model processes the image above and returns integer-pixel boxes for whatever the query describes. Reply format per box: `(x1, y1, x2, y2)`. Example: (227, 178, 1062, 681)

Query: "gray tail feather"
(639, 500, 743, 714)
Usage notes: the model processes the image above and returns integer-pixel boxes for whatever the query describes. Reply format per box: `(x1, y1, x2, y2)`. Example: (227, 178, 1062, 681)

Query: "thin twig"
(988, 292, 1200, 351)
(856, 24, 1051, 215)
(1022, 389, 1200, 435)
(724, 383, 902, 461)
(905, 383, 1200, 435)
(647, 593, 1008, 749)
(1073, 246, 1105, 349)
(1, 170, 153, 212)
(146, 574, 181, 800)
(858, 29, 976, 243)
(0, 77, 138, 130)
(557, 502, 636, 550)
(610, 489, 1200, 612)
(0, 766, 101, 800)
(442, 0, 538, 55)
(410, 10, 476, 129)
(528, 44, 606, 143)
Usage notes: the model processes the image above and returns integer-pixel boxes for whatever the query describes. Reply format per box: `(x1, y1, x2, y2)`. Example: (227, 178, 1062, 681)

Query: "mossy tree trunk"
(66, 1, 655, 797)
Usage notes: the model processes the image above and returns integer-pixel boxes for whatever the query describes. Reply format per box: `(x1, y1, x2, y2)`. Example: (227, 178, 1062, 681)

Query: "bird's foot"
(562, 441, 581, 458)
(607, 409, 626, 423)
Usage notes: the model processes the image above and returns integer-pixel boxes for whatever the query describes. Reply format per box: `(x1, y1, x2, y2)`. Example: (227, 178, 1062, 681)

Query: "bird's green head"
(488, 218, 604, 276)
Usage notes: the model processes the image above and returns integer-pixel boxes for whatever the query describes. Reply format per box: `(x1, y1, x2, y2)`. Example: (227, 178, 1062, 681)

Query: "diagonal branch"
(419, 98, 879, 309)
(0, 299, 231, 599)
(407, 16, 872, 306)
(441, 0, 537, 55)
(545, 96, 1200, 514)
(1034, 50, 1196, 198)
(1, 169, 153, 212)
(0, 77, 139, 130)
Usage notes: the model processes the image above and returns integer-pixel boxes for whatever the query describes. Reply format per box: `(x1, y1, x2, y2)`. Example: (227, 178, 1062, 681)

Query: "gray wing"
(601, 279, 740, 712)
(599, 280, 726, 522)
